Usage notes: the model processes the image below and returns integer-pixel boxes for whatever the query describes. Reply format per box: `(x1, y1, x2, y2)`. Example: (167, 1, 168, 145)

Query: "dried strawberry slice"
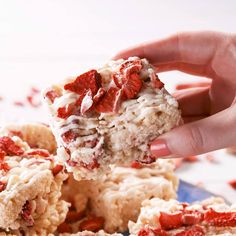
(0, 162, 10, 172)
(131, 161, 143, 169)
(93, 87, 106, 103)
(0, 150, 5, 160)
(64, 70, 102, 95)
(66, 210, 85, 223)
(45, 90, 59, 103)
(228, 179, 236, 190)
(95, 87, 123, 113)
(80, 159, 100, 170)
(150, 72, 164, 89)
(57, 222, 72, 233)
(79, 216, 104, 232)
(175, 225, 204, 236)
(204, 208, 236, 227)
(21, 201, 34, 226)
(159, 212, 183, 230)
(138, 228, 168, 236)
(0, 136, 24, 156)
(62, 130, 79, 143)
(123, 72, 143, 99)
(26, 149, 50, 157)
(52, 164, 63, 176)
(0, 181, 7, 192)
(57, 102, 76, 119)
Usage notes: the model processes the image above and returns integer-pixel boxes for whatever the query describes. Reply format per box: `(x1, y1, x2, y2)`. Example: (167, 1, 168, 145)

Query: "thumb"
(150, 105, 236, 158)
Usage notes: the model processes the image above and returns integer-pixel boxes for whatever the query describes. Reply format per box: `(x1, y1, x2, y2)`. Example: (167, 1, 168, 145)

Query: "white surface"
(0, 0, 236, 202)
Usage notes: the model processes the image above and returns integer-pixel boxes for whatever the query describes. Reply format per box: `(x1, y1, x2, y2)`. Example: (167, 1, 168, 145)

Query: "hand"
(113, 31, 236, 158)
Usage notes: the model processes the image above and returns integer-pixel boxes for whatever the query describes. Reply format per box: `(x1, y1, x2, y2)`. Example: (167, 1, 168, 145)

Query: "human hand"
(113, 31, 236, 158)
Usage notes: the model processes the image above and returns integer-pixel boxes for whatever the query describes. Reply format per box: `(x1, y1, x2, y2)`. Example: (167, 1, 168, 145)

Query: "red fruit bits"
(0, 136, 24, 156)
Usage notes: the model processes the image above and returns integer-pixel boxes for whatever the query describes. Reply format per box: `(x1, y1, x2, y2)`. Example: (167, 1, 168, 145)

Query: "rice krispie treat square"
(0, 124, 69, 236)
(43, 57, 182, 180)
(129, 197, 236, 236)
(60, 160, 178, 234)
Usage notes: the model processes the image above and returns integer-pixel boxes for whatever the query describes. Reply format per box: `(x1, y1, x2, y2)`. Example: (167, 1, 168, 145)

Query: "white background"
(0, 0, 236, 202)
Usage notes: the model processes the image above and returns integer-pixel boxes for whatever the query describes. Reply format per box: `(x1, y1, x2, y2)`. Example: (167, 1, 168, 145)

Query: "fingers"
(173, 87, 211, 116)
(113, 31, 227, 77)
(150, 104, 236, 157)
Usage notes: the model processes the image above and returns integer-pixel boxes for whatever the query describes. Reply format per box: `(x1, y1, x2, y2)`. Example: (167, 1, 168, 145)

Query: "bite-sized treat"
(60, 160, 178, 234)
(43, 57, 182, 180)
(0, 124, 69, 236)
(129, 197, 236, 236)
(59, 230, 122, 236)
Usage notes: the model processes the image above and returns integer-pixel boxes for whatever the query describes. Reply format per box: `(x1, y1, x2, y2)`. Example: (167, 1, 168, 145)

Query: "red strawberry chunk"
(0, 162, 10, 172)
(138, 228, 168, 236)
(131, 161, 143, 169)
(57, 103, 76, 119)
(184, 156, 199, 163)
(64, 70, 102, 95)
(0, 136, 24, 156)
(150, 72, 164, 89)
(79, 216, 104, 232)
(182, 210, 203, 225)
(45, 90, 59, 103)
(174, 225, 204, 236)
(66, 210, 85, 223)
(93, 87, 106, 103)
(0, 181, 7, 192)
(80, 158, 100, 170)
(80, 89, 94, 115)
(228, 179, 236, 190)
(62, 130, 79, 143)
(26, 149, 50, 157)
(95, 87, 123, 113)
(0, 150, 5, 160)
(21, 201, 34, 226)
(52, 164, 63, 176)
(204, 208, 236, 227)
(159, 212, 183, 230)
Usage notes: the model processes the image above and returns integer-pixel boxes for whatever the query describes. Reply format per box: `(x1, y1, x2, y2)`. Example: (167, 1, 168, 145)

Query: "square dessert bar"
(0, 124, 69, 236)
(129, 197, 236, 236)
(44, 57, 182, 180)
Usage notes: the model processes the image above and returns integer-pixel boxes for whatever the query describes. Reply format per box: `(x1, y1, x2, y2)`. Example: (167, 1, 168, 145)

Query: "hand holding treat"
(113, 31, 236, 158)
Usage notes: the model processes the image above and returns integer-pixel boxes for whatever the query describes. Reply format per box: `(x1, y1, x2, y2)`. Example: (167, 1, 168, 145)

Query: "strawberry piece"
(62, 130, 79, 143)
(95, 87, 123, 113)
(131, 161, 143, 169)
(93, 87, 106, 103)
(45, 90, 59, 103)
(204, 208, 236, 227)
(0, 150, 5, 160)
(80, 89, 94, 115)
(184, 156, 199, 163)
(150, 72, 164, 89)
(57, 222, 72, 233)
(182, 210, 203, 226)
(228, 179, 236, 190)
(0, 181, 6, 192)
(21, 201, 34, 226)
(140, 155, 156, 164)
(175, 225, 204, 236)
(0, 136, 24, 156)
(0, 162, 10, 172)
(66, 210, 85, 223)
(159, 212, 183, 230)
(138, 228, 168, 236)
(57, 103, 76, 119)
(64, 70, 102, 95)
(80, 159, 100, 170)
(123, 73, 143, 99)
(79, 216, 104, 232)
(26, 149, 50, 157)
(52, 164, 63, 176)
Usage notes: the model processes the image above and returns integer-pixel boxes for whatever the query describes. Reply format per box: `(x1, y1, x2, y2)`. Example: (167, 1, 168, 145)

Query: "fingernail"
(150, 139, 171, 158)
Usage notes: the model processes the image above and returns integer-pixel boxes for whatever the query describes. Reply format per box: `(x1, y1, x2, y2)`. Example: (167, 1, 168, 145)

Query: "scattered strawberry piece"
(83, 139, 98, 148)
(150, 72, 164, 89)
(184, 156, 199, 163)
(26, 149, 50, 157)
(228, 179, 236, 190)
(57, 222, 72, 233)
(138, 227, 168, 236)
(0, 136, 24, 156)
(175, 225, 205, 236)
(45, 90, 59, 103)
(182, 210, 203, 225)
(57, 103, 76, 119)
(160, 212, 183, 230)
(95, 87, 123, 113)
(64, 70, 102, 95)
(0, 181, 7, 192)
(62, 130, 79, 143)
(79, 216, 104, 232)
(13, 101, 25, 107)
(204, 208, 236, 227)
(131, 161, 143, 169)
(21, 201, 34, 226)
(80, 159, 100, 170)
(52, 164, 63, 176)
(122, 73, 142, 99)
(0, 150, 6, 160)
(66, 210, 85, 223)
(93, 87, 106, 103)
(0, 162, 10, 172)
(140, 155, 156, 164)
(80, 89, 94, 115)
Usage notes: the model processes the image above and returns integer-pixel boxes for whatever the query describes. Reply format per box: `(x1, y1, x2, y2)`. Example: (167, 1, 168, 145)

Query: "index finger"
(113, 31, 227, 77)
